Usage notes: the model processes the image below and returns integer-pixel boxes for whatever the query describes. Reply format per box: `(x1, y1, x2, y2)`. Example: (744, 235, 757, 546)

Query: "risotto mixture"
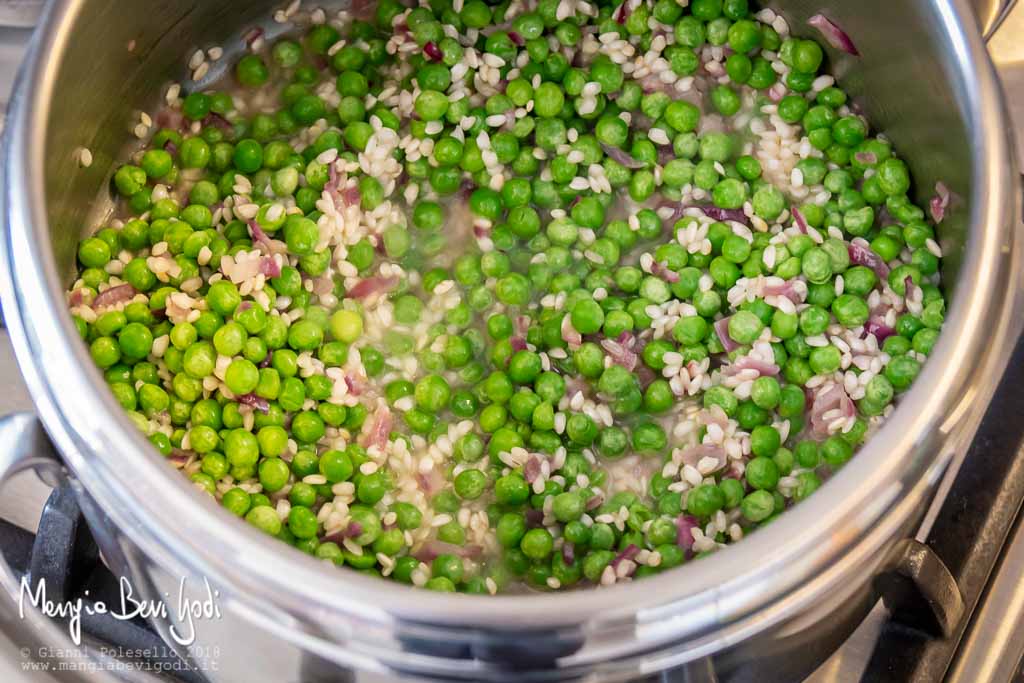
(66, 0, 946, 593)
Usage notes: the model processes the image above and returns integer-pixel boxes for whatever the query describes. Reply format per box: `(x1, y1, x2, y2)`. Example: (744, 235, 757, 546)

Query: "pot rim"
(1, 0, 1019, 674)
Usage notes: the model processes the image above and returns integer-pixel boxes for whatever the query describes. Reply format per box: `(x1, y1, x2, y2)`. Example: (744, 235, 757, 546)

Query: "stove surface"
(1, 3, 1024, 682)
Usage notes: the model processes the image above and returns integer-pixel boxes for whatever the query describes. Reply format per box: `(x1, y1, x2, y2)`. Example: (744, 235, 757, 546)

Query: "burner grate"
(0, 481, 204, 683)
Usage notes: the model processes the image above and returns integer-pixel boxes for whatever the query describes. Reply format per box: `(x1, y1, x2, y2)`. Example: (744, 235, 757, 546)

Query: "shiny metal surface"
(946, 512, 1024, 682)
(0, 0, 1021, 681)
(969, 0, 1019, 36)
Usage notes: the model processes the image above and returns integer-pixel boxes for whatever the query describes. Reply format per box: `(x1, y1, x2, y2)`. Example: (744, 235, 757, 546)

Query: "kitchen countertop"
(1, 3, 1023, 682)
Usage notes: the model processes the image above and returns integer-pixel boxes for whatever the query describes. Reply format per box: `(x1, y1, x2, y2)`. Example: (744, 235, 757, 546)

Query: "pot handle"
(876, 538, 965, 638)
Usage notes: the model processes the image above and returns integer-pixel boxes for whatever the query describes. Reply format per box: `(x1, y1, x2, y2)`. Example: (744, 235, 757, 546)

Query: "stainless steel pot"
(1, 0, 1021, 680)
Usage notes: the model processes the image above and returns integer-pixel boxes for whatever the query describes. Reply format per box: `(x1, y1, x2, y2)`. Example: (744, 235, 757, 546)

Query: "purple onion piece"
(865, 319, 896, 343)
(847, 241, 890, 280)
(243, 26, 264, 48)
(612, 544, 640, 568)
(92, 283, 138, 309)
(701, 206, 749, 224)
(714, 316, 740, 353)
(854, 151, 877, 166)
(615, 1, 631, 24)
(792, 205, 809, 234)
(676, 515, 699, 550)
(601, 142, 645, 169)
(808, 14, 860, 56)
(523, 456, 541, 484)
(236, 393, 270, 414)
(562, 542, 575, 565)
(424, 41, 443, 62)
(202, 112, 234, 133)
(930, 181, 950, 224)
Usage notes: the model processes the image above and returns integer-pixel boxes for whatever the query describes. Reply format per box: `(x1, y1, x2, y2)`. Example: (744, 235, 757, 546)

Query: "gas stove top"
(2, 3, 1024, 682)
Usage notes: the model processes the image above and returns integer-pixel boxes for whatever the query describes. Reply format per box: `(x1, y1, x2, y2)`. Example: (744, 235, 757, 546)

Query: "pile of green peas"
(68, 0, 944, 593)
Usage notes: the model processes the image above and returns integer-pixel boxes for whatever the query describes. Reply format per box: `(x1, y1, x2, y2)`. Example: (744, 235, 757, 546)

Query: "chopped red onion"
(847, 242, 890, 280)
(92, 283, 138, 309)
(723, 356, 780, 378)
(360, 406, 393, 450)
(525, 508, 544, 528)
(562, 542, 575, 565)
(523, 456, 541, 483)
(714, 316, 741, 353)
(423, 41, 444, 62)
(650, 260, 680, 283)
(561, 315, 583, 349)
(676, 443, 726, 470)
(167, 452, 191, 467)
(413, 540, 483, 563)
(170, 447, 196, 461)
(163, 140, 178, 156)
(700, 406, 730, 430)
(347, 275, 399, 299)
(259, 256, 281, 278)
(809, 384, 855, 439)
(808, 14, 860, 56)
(243, 26, 264, 48)
(416, 469, 444, 495)
(676, 515, 700, 550)
(236, 393, 270, 414)
(345, 521, 364, 538)
(701, 206, 749, 224)
(763, 279, 803, 304)
(341, 186, 361, 207)
(600, 337, 639, 371)
(611, 544, 640, 569)
(247, 219, 271, 247)
(854, 151, 877, 166)
(259, 351, 273, 369)
(904, 275, 918, 301)
(586, 494, 604, 511)
(508, 31, 524, 46)
(792, 205, 809, 234)
(68, 288, 86, 307)
(344, 374, 363, 396)
(325, 163, 340, 194)
(865, 319, 896, 343)
(615, 1, 631, 24)
(312, 274, 334, 296)
(930, 181, 950, 224)
(203, 112, 234, 133)
(155, 108, 185, 132)
(601, 142, 645, 169)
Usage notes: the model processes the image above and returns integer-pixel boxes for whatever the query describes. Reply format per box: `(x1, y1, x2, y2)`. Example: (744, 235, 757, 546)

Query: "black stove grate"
(863, 335, 1024, 680)
(0, 482, 204, 683)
